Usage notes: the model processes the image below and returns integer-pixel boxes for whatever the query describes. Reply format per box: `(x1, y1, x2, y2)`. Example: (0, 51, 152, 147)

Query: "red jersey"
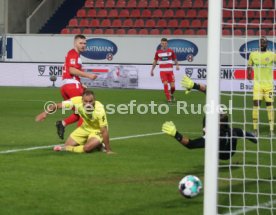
(154, 48, 177, 72)
(62, 49, 83, 81)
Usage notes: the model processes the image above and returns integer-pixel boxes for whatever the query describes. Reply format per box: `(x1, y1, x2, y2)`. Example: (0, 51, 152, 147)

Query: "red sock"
(64, 114, 80, 126)
(171, 86, 175, 95)
(164, 84, 171, 101)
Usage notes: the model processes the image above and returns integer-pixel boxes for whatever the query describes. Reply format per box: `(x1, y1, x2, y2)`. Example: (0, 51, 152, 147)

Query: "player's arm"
(247, 53, 253, 80)
(181, 76, 206, 94)
(232, 128, 257, 144)
(35, 102, 63, 122)
(150, 60, 157, 76)
(69, 67, 97, 80)
(100, 126, 114, 154)
(173, 51, 180, 70)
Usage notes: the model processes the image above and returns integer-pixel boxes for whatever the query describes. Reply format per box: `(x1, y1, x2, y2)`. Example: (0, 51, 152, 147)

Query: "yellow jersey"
(62, 96, 108, 130)
(248, 51, 276, 88)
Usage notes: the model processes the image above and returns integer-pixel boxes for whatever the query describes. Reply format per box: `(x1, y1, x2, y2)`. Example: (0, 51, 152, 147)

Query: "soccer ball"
(178, 175, 202, 198)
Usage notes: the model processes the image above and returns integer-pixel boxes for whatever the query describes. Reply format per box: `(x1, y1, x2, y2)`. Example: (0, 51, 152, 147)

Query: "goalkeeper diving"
(162, 76, 257, 160)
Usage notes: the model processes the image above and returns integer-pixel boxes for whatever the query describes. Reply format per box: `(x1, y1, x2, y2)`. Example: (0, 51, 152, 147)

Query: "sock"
(252, 106, 259, 131)
(170, 86, 175, 95)
(266, 105, 274, 131)
(65, 145, 84, 153)
(64, 114, 80, 126)
(164, 84, 171, 101)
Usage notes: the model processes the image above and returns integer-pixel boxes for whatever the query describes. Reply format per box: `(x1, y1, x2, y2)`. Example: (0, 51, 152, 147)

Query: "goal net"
(209, 0, 276, 214)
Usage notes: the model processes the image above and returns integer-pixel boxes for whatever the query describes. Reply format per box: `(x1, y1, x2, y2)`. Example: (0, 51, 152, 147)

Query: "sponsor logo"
(157, 39, 198, 61)
(82, 38, 118, 60)
(38, 65, 63, 77)
(239, 40, 276, 59)
(185, 68, 193, 77)
(38, 65, 46, 76)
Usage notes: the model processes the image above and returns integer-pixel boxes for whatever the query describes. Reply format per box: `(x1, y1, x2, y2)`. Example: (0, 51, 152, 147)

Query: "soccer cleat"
(171, 94, 176, 102)
(53, 145, 65, 152)
(56, 120, 65, 140)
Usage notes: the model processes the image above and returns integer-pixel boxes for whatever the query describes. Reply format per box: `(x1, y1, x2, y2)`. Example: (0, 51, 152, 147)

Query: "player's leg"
(264, 88, 274, 136)
(252, 86, 262, 136)
(168, 73, 176, 102)
(160, 72, 171, 102)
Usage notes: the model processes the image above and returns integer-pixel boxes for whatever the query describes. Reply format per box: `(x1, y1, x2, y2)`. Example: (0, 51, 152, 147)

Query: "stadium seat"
(112, 19, 122, 27)
(76, 9, 86, 18)
(247, 29, 255, 36)
(248, 19, 260, 29)
(90, 19, 100, 27)
(268, 30, 275, 36)
(168, 19, 178, 28)
(116, 29, 126, 34)
(266, 10, 274, 18)
(150, 29, 160, 35)
(60, 28, 70, 34)
(101, 19, 111, 27)
(247, 10, 255, 18)
(191, 19, 202, 28)
(193, 1, 204, 8)
(179, 19, 190, 28)
(164, 9, 174, 17)
(108, 9, 118, 17)
(148, 0, 159, 8)
(71, 28, 81, 34)
(173, 29, 183, 35)
(145, 19, 155, 28)
(79, 19, 90, 27)
(126, 0, 137, 8)
(83, 28, 93, 34)
(98, 9, 108, 17)
(183, 1, 192, 8)
(138, 29, 149, 34)
(234, 29, 243, 35)
(238, 0, 248, 8)
(123, 19, 133, 27)
(186, 9, 197, 17)
(263, 0, 273, 8)
(184, 29, 195, 35)
(95, 0, 105, 8)
(87, 9, 97, 17)
(202, 19, 208, 27)
(105, 28, 115, 34)
(127, 28, 137, 34)
(119, 9, 130, 17)
(175, 9, 185, 18)
(116, 0, 126, 8)
(162, 29, 171, 35)
(198, 9, 208, 18)
(141, 9, 152, 17)
(105, 0, 115, 8)
(152, 9, 163, 17)
(134, 19, 144, 27)
(234, 10, 244, 18)
(68, 18, 78, 27)
(85, 0, 94, 8)
(171, 0, 182, 8)
(137, 0, 148, 8)
(197, 29, 207, 35)
(130, 9, 141, 17)
(222, 29, 231, 35)
(256, 29, 267, 36)
(159, 0, 170, 8)
(156, 19, 167, 28)
(250, 1, 261, 9)
(223, 10, 232, 18)
(94, 28, 104, 34)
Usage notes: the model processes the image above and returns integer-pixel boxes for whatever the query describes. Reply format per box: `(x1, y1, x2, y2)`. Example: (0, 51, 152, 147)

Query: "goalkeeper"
(162, 76, 257, 160)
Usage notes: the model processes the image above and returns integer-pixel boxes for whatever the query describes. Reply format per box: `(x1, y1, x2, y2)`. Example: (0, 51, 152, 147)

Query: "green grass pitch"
(0, 87, 274, 215)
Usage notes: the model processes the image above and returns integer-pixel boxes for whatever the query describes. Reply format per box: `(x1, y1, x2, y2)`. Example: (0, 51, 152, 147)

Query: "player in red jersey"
(150, 38, 179, 103)
(56, 34, 97, 140)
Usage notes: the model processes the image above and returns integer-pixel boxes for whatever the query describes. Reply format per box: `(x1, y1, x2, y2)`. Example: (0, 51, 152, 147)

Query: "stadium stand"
(56, 0, 275, 36)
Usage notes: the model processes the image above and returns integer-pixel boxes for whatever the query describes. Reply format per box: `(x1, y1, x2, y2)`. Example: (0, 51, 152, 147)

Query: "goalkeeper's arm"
(181, 76, 207, 94)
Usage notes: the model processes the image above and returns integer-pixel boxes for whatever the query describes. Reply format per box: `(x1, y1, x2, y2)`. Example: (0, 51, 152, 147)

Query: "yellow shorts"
(253, 85, 274, 103)
(70, 127, 102, 145)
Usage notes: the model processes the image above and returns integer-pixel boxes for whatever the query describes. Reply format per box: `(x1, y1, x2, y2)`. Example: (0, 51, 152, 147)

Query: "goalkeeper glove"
(162, 121, 177, 137)
(181, 76, 194, 94)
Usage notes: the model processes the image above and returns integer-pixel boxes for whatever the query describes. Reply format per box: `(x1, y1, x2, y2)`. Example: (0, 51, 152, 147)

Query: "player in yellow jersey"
(35, 90, 114, 154)
(247, 36, 276, 137)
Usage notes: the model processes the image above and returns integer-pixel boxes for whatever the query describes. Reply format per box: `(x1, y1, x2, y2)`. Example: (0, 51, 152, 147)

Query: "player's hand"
(176, 65, 180, 70)
(88, 74, 97, 80)
(150, 71, 154, 76)
(35, 112, 48, 122)
(162, 121, 177, 137)
(106, 150, 116, 155)
(82, 83, 88, 89)
(181, 76, 194, 94)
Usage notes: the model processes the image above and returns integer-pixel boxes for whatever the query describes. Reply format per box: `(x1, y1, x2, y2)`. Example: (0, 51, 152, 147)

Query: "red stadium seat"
(175, 9, 185, 18)
(130, 9, 140, 17)
(77, 9, 86, 18)
(222, 29, 231, 35)
(60, 28, 70, 34)
(98, 9, 108, 17)
(156, 19, 167, 27)
(198, 9, 208, 18)
(79, 19, 90, 27)
(150, 29, 160, 35)
(126, 0, 137, 8)
(101, 19, 111, 27)
(95, 0, 105, 8)
(85, 0, 94, 8)
(90, 19, 100, 27)
(268, 30, 275, 36)
(83, 28, 93, 34)
(183, 1, 192, 8)
(184, 29, 195, 35)
(134, 19, 144, 27)
(138, 29, 149, 34)
(197, 29, 207, 35)
(94, 28, 104, 34)
(234, 29, 243, 35)
(186, 9, 197, 17)
(123, 19, 133, 27)
(238, 0, 248, 8)
(71, 28, 81, 34)
(223, 10, 232, 18)
(202, 20, 208, 27)
(160, 0, 170, 8)
(145, 19, 155, 28)
(118, 9, 130, 17)
(191, 19, 202, 28)
(164, 9, 174, 17)
(137, 0, 148, 8)
(256, 29, 267, 36)
(108, 9, 118, 17)
(162, 29, 171, 34)
(127, 28, 137, 34)
(263, 0, 273, 8)
(116, 29, 126, 34)
(148, 0, 159, 8)
(247, 10, 255, 18)
(116, 0, 126, 8)
(152, 9, 163, 17)
(266, 11, 275, 18)
(250, 1, 261, 8)
(168, 19, 178, 28)
(105, 29, 115, 34)
(193, 1, 204, 8)
(87, 9, 97, 17)
(171, 0, 182, 8)
(141, 9, 152, 17)
(105, 0, 115, 8)
(68, 18, 78, 27)
(247, 29, 255, 36)
(179, 19, 190, 28)
(234, 11, 244, 18)
(173, 29, 183, 35)
(112, 19, 122, 27)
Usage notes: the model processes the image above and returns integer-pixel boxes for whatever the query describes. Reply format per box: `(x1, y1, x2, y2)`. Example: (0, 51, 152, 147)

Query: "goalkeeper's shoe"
(56, 120, 65, 140)
(181, 76, 194, 94)
(162, 121, 177, 137)
(53, 145, 65, 152)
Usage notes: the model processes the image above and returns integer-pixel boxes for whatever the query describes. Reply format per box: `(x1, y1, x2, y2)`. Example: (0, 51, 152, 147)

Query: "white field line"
(222, 199, 276, 215)
(0, 131, 201, 154)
